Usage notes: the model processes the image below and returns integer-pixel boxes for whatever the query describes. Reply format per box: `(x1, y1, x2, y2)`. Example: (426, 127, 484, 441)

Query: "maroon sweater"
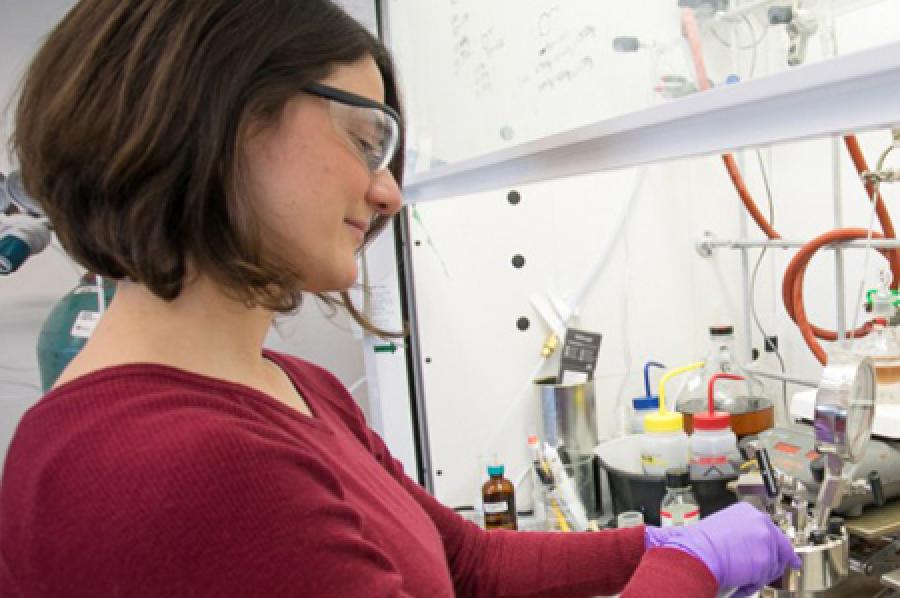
(0, 352, 716, 597)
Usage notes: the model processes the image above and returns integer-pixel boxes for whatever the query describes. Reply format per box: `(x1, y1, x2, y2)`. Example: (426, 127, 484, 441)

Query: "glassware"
(854, 318, 900, 408)
(660, 467, 699, 527)
(482, 463, 517, 530)
(676, 326, 764, 415)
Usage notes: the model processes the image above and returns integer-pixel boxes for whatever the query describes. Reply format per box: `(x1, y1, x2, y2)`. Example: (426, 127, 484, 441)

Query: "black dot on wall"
(436, 470, 444, 476)
(414, 240, 422, 247)
(425, 357, 432, 364)
(511, 254, 525, 269)
(516, 317, 530, 331)
(507, 190, 521, 205)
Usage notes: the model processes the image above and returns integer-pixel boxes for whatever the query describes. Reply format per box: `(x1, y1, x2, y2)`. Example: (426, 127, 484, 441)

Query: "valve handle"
(768, 6, 793, 25)
(810, 456, 825, 484)
(828, 516, 845, 536)
(869, 471, 886, 507)
(756, 448, 779, 499)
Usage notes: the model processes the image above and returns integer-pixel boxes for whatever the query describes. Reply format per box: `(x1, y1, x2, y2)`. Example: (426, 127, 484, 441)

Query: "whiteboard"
(386, 0, 900, 174)
(387, 0, 678, 169)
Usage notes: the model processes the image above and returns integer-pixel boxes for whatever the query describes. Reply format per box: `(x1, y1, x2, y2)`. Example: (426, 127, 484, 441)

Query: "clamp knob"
(828, 516, 845, 536)
(869, 471, 886, 507)
(810, 456, 825, 484)
(756, 448, 779, 499)
(768, 6, 793, 25)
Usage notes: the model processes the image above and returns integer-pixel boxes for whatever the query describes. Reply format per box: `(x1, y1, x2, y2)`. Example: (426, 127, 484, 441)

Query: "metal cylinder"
(772, 533, 849, 594)
(535, 377, 599, 455)
(536, 377, 600, 518)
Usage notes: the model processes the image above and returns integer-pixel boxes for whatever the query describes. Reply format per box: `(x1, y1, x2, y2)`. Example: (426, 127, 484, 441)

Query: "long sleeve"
(359, 417, 717, 598)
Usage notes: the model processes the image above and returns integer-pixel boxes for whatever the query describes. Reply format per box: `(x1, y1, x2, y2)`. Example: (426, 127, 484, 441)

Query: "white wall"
(0, 0, 83, 465)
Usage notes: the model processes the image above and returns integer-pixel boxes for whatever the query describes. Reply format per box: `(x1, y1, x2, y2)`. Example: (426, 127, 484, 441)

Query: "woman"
(0, 1, 799, 596)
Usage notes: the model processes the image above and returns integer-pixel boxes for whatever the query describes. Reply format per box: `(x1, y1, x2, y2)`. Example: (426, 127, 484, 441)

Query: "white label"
(71, 311, 101, 339)
(641, 453, 666, 468)
(660, 504, 700, 527)
(483, 501, 508, 514)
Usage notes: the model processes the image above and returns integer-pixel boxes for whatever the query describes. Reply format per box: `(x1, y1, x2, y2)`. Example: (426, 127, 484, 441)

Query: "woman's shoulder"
(3, 363, 340, 512)
(9, 363, 318, 474)
(26, 362, 276, 427)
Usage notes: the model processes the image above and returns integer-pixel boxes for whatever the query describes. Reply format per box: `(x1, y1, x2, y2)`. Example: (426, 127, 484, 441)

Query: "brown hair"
(13, 0, 404, 334)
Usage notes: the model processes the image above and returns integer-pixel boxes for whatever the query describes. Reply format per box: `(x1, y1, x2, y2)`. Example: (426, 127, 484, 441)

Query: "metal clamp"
(883, 567, 900, 591)
(858, 539, 900, 577)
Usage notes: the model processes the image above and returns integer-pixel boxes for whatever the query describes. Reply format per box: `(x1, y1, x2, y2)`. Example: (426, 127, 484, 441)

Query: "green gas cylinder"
(36, 273, 116, 391)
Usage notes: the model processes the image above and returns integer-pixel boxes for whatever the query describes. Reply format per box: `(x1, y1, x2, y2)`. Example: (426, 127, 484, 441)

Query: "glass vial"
(660, 467, 699, 527)
(482, 464, 517, 530)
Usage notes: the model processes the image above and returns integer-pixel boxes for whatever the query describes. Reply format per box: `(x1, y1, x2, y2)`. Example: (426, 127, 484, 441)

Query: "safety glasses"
(303, 82, 401, 174)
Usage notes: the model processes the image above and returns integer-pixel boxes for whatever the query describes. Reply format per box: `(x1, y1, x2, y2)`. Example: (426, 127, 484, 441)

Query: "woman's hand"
(644, 502, 801, 598)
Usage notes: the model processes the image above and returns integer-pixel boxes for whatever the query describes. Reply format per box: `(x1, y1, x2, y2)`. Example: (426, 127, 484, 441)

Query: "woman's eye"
(352, 134, 377, 154)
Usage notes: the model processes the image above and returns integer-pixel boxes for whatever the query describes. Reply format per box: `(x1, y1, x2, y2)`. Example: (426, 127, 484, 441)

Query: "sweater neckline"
(42, 350, 331, 431)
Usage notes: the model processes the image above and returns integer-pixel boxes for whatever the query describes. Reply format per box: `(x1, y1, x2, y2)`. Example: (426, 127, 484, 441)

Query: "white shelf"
(402, 40, 900, 204)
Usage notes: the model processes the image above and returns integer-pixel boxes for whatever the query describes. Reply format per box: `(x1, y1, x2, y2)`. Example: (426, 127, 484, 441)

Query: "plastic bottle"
(660, 467, 700, 527)
(482, 464, 517, 530)
(640, 363, 699, 475)
(689, 373, 741, 479)
(675, 325, 764, 415)
(630, 361, 664, 434)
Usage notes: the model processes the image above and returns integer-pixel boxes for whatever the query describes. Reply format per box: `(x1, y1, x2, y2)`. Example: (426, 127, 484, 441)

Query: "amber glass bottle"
(482, 464, 517, 530)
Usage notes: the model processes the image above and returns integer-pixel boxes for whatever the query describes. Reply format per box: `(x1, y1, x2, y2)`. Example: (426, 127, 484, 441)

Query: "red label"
(691, 456, 728, 465)
(660, 510, 700, 518)
(774, 441, 800, 454)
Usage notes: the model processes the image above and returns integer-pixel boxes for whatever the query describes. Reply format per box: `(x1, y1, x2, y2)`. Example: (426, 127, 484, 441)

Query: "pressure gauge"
(814, 353, 875, 463)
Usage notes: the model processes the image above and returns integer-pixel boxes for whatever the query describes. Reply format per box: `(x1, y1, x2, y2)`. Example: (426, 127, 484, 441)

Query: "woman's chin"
(306, 264, 359, 294)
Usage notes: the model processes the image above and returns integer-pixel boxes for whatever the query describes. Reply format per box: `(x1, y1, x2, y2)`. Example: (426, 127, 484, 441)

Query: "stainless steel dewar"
(773, 532, 849, 594)
(536, 377, 600, 518)
(535, 377, 599, 455)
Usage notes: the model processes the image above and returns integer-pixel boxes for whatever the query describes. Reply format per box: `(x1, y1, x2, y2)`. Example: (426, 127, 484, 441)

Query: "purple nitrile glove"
(644, 502, 802, 598)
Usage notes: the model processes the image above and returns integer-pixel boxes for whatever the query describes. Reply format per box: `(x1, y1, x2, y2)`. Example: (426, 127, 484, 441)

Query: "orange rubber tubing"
(783, 228, 888, 364)
(680, 7, 899, 363)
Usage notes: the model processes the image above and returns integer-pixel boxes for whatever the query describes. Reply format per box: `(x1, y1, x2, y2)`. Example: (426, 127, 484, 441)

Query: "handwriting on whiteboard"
(528, 7, 598, 93)
(447, 1, 600, 98)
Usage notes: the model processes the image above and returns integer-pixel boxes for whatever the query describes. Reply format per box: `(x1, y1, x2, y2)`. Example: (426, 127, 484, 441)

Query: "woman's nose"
(366, 169, 403, 216)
